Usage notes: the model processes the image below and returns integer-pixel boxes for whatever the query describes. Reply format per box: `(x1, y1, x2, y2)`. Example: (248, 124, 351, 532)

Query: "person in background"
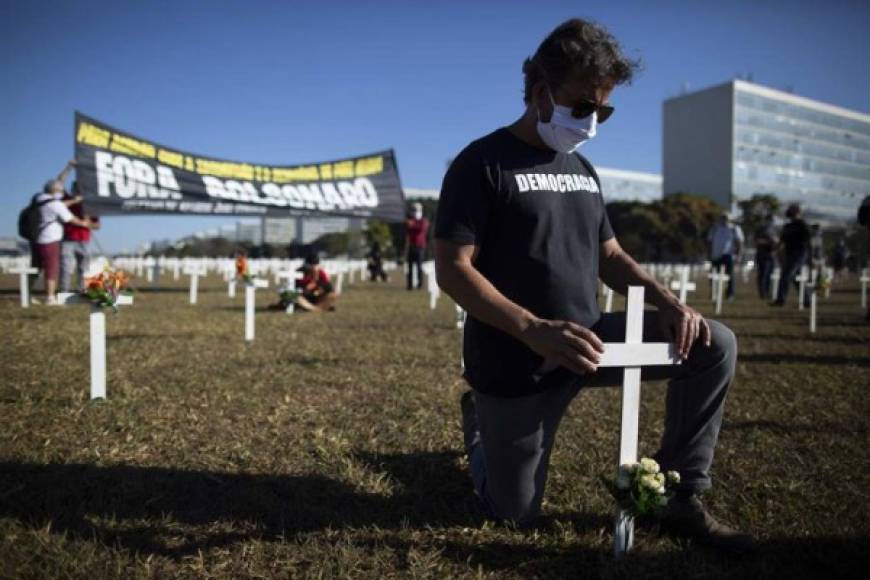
(34, 161, 97, 304)
(367, 241, 388, 282)
(404, 202, 429, 290)
(60, 180, 100, 293)
(771, 203, 811, 307)
(294, 254, 337, 312)
(858, 195, 870, 320)
(753, 214, 777, 300)
(707, 214, 744, 300)
(830, 238, 847, 282)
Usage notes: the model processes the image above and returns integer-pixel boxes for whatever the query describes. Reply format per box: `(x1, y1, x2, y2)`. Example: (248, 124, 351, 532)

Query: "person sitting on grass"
(294, 255, 337, 313)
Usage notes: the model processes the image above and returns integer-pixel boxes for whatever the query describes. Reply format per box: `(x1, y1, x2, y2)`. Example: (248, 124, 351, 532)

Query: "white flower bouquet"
(603, 457, 680, 517)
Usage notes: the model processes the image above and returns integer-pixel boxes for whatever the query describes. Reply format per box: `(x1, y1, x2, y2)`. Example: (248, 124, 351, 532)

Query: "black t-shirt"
(780, 218, 810, 256)
(435, 127, 614, 398)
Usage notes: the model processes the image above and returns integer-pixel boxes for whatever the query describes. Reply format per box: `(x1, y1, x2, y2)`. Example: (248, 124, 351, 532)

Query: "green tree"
(364, 219, 393, 253)
(606, 193, 721, 262)
(738, 194, 781, 242)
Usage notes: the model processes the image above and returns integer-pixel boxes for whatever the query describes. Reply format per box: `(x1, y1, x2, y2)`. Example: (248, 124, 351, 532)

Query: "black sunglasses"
(569, 99, 615, 123)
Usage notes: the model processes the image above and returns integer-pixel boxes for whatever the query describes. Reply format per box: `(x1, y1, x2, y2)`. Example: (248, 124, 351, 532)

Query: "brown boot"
(659, 494, 756, 554)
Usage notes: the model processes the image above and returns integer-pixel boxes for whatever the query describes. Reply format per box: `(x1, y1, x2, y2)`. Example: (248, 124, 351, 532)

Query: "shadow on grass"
(0, 451, 482, 559)
(359, 535, 870, 578)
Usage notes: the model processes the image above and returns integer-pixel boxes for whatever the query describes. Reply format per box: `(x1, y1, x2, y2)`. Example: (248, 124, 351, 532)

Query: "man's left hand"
(657, 299, 711, 360)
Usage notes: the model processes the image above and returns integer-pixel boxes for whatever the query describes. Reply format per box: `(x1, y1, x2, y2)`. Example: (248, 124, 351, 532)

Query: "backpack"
(17, 195, 54, 242)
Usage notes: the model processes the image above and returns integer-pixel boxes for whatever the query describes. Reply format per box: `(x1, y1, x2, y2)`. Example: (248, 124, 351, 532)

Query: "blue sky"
(2, 0, 868, 252)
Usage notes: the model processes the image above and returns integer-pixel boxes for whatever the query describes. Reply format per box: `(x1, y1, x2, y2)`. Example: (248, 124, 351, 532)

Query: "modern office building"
(597, 167, 662, 203)
(664, 79, 870, 224)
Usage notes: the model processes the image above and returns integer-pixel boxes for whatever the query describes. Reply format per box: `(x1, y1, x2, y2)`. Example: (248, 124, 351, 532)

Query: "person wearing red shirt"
(404, 202, 429, 290)
(294, 255, 337, 312)
(60, 180, 100, 292)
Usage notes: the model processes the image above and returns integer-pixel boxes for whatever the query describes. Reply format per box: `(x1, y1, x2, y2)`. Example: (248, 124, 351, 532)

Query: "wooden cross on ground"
(10, 266, 38, 308)
(244, 278, 269, 341)
(596, 286, 680, 557)
(669, 266, 696, 305)
(57, 292, 134, 399)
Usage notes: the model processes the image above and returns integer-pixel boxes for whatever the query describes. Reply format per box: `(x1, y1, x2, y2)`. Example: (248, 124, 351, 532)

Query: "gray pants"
(465, 312, 736, 524)
(60, 241, 91, 293)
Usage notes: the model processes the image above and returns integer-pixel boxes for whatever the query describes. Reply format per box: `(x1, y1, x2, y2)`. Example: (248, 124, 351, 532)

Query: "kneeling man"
(434, 18, 753, 553)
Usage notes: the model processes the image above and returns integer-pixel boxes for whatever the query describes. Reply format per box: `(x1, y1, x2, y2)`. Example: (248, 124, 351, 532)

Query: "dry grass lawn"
(1, 269, 868, 578)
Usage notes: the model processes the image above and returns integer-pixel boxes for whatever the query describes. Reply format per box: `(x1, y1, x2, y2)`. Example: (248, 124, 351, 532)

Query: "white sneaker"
(46, 296, 60, 306)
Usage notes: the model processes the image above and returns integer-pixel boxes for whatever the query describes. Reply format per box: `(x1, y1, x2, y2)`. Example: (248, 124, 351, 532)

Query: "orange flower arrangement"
(236, 255, 253, 284)
(83, 267, 132, 312)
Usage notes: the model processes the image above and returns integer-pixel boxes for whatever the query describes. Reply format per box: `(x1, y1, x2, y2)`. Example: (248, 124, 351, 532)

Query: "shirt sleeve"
(52, 200, 75, 223)
(434, 147, 491, 246)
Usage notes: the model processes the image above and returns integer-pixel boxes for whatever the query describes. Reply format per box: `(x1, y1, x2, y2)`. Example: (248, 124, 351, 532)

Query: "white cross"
(602, 284, 614, 313)
(10, 266, 38, 308)
(244, 278, 269, 341)
(668, 266, 696, 305)
(708, 266, 729, 315)
(860, 269, 869, 309)
(423, 261, 440, 310)
(770, 268, 781, 301)
(455, 303, 466, 369)
(741, 262, 752, 284)
(184, 267, 206, 305)
(796, 266, 809, 311)
(57, 292, 134, 399)
(596, 286, 680, 557)
(809, 286, 817, 333)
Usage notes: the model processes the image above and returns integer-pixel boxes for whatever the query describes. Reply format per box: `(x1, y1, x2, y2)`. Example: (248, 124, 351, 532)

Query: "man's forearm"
(436, 260, 539, 341)
(599, 245, 677, 309)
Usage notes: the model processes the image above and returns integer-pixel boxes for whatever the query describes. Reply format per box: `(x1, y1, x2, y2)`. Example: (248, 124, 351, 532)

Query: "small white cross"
(796, 266, 809, 310)
(708, 267, 729, 315)
(56, 292, 134, 400)
(9, 266, 38, 308)
(860, 269, 869, 309)
(183, 267, 206, 305)
(244, 278, 269, 341)
(668, 266, 696, 305)
(770, 268, 781, 301)
(596, 286, 680, 557)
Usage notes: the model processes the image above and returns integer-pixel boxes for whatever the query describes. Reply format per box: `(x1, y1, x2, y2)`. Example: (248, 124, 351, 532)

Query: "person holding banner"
(60, 180, 100, 293)
(34, 162, 97, 304)
(434, 18, 753, 553)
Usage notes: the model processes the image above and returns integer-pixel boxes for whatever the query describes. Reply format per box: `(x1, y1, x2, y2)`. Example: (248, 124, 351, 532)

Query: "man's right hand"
(519, 318, 604, 375)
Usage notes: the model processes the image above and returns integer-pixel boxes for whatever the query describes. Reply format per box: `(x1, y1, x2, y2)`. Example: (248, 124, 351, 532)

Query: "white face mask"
(412, 209, 423, 220)
(536, 92, 597, 153)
